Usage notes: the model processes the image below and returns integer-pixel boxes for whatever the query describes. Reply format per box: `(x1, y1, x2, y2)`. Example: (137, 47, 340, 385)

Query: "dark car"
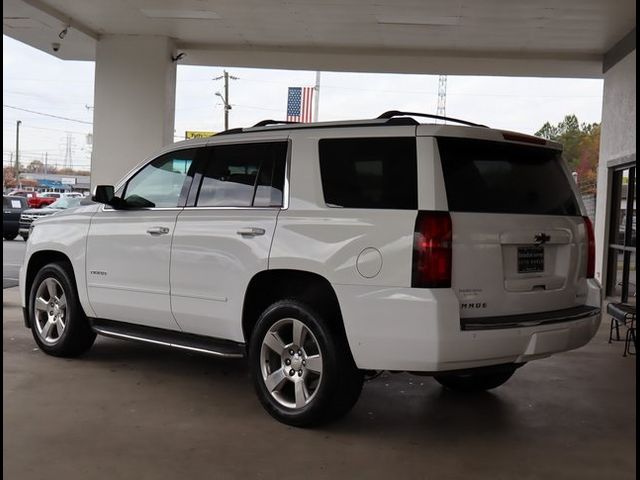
(3, 195, 29, 240)
(19, 196, 84, 240)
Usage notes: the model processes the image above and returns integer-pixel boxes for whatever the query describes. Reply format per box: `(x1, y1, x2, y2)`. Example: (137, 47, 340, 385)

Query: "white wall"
(91, 35, 176, 187)
(594, 50, 636, 288)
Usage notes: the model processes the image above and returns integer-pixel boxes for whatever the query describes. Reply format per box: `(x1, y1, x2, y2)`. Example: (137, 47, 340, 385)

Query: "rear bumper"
(461, 305, 600, 330)
(335, 282, 601, 372)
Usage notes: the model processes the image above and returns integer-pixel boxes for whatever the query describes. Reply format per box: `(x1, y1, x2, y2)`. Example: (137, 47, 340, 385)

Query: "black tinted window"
(196, 142, 287, 207)
(319, 137, 417, 209)
(4, 196, 27, 209)
(438, 138, 580, 216)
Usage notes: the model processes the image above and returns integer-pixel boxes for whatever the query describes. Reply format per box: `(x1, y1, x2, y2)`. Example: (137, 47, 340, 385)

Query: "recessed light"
(140, 9, 220, 20)
(376, 14, 461, 26)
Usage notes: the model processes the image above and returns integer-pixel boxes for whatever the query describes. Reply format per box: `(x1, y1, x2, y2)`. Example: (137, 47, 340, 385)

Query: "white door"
(86, 148, 198, 330)
(170, 140, 288, 341)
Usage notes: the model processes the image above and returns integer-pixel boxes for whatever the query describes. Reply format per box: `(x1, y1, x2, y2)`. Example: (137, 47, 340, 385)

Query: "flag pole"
(313, 71, 321, 122)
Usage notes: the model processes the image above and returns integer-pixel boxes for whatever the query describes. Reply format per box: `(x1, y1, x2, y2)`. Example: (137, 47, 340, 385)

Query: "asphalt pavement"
(2, 239, 26, 289)
(3, 285, 636, 480)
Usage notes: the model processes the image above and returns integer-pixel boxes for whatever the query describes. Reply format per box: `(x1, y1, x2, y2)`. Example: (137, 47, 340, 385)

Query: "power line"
(2, 121, 91, 135)
(3, 105, 92, 125)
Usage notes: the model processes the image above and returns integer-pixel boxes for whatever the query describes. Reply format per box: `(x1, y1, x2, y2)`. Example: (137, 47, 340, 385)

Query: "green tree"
(535, 115, 600, 192)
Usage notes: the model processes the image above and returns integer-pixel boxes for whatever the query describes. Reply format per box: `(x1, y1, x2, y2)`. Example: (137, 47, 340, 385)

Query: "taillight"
(583, 216, 595, 278)
(412, 211, 452, 288)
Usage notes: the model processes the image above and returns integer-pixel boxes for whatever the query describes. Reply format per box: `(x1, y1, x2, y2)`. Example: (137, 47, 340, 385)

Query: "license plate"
(518, 246, 544, 273)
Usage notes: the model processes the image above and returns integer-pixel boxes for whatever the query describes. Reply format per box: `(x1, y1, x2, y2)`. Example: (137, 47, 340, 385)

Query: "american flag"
(286, 86, 314, 123)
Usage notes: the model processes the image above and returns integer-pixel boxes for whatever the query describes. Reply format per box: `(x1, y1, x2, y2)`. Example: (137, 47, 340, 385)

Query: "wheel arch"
(242, 269, 349, 349)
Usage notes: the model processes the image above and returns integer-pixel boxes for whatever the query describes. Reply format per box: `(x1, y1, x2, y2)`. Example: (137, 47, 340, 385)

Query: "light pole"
(15, 120, 21, 188)
(215, 91, 232, 131)
(213, 70, 238, 130)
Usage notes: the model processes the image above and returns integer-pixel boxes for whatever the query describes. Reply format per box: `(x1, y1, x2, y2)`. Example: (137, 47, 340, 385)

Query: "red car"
(9, 190, 57, 209)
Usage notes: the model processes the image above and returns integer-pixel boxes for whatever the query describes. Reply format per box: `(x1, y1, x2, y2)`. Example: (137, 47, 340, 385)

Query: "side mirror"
(92, 185, 114, 204)
(92, 185, 124, 208)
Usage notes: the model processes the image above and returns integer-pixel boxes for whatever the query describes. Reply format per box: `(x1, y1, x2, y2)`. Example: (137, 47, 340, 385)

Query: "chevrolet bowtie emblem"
(534, 233, 551, 245)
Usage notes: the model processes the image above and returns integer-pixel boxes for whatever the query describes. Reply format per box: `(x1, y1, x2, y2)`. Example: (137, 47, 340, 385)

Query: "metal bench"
(607, 302, 636, 357)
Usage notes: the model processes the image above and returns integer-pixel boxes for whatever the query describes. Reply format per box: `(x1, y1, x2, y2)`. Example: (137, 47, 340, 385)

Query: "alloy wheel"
(33, 277, 67, 345)
(260, 318, 324, 409)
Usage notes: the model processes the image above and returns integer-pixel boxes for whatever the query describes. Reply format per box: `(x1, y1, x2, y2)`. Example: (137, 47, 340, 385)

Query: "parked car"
(8, 189, 37, 199)
(18, 196, 83, 240)
(3, 195, 29, 240)
(19, 111, 602, 426)
(9, 190, 57, 208)
(40, 191, 84, 199)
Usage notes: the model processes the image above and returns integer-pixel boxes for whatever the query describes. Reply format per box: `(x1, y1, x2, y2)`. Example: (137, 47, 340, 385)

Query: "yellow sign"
(185, 131, 216, 139)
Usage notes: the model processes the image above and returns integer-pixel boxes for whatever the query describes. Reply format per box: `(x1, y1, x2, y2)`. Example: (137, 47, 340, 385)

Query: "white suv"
(19, 111, 601, 426)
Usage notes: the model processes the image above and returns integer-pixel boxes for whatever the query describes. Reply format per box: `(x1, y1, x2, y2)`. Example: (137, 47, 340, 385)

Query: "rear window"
(3, 196, 26, 209)
(438, 138, 580, 216)
(319, 137, 417, 209)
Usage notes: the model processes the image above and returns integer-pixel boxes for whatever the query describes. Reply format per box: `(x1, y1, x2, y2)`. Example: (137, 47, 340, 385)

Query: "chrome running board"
(90, 318, 245, 358)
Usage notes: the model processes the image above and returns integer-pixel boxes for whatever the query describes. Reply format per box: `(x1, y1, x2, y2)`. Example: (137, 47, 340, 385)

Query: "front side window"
(195, 142, 287, 207)
(123, 149, 197, 208)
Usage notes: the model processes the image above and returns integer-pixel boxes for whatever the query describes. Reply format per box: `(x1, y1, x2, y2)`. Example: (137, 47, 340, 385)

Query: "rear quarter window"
(437, 137, 580, 216)
(318, 137, 417, 209)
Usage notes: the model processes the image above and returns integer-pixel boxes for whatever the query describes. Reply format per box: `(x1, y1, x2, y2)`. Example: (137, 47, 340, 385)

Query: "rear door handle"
(146, 226, 170, 236)
(236, 227, 266, 237)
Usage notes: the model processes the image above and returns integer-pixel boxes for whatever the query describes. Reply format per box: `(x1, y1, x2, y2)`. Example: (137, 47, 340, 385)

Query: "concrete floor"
(3, 286, 636, 480)
(2, 239, 25, 289)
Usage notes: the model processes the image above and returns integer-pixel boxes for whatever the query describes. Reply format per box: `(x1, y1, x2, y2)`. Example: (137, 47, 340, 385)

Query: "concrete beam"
(179, 43, 604, 78)
(603, 28, 636, 73)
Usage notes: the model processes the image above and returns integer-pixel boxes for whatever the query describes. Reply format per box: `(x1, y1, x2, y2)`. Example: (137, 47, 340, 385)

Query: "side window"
(196, 142, 287, 207)
(123, 149, 197, 208)
(318, 137, 417, 209)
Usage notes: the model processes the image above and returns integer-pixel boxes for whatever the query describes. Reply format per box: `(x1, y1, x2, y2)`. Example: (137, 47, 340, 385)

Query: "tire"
(28, 262, 96, 357)
(249, 300, 363, 427)
(434, 367, 517, 393)
(3, 234, 17, 241)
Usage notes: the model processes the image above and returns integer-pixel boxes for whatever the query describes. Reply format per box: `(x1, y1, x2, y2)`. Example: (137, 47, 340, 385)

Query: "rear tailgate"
(435, 136, 594, 326)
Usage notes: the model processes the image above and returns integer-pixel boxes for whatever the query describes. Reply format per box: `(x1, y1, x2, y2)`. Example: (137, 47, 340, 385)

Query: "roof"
(169, 111, 561, 149)
(3, 0, 636, 77)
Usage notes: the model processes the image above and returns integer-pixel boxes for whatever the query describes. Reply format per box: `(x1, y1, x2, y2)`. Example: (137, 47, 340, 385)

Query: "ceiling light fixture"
(376, 15, 461, 26)
(140, 9, 220, 20)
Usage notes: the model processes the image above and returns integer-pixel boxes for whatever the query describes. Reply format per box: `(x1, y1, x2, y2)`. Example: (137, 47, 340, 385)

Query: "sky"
(3, 35, 605, 173)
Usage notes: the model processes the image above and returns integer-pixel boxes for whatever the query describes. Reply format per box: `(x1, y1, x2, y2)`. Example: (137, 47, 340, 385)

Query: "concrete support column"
(91, 35, 176, 187)
(594, 49, 636, 290)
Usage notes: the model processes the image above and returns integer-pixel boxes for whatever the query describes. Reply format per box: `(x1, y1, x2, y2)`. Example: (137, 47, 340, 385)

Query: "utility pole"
(15, 120, 21, 188)
(44, 152, 48, 176)
(213, 70, 238, 130)
(5, 152, 12, 192)
(313, 71, 321, 122)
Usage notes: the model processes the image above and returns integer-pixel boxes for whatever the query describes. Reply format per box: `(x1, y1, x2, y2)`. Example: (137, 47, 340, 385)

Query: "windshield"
(49, 197, 82, 209)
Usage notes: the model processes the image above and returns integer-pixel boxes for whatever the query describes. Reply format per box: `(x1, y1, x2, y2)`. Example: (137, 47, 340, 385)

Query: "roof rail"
(377, 110, 488, 128)
(214, 111, 481, 137)
(252, 119, 300, 128)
